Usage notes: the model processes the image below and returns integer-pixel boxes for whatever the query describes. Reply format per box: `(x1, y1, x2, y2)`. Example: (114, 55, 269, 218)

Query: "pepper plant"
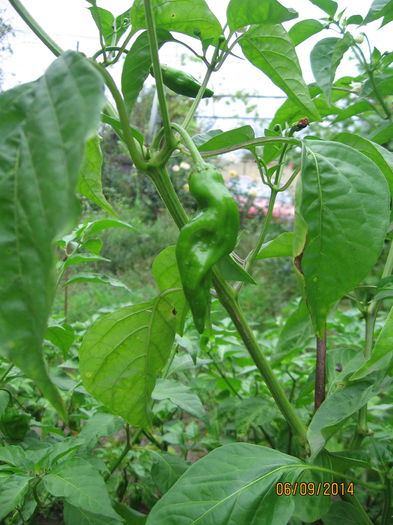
(1, 0, 393, 523)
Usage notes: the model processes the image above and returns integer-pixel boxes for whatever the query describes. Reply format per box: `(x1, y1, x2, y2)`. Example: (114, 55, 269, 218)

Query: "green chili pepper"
(176, 163, 240, 333)
(150, 65, 214, 98)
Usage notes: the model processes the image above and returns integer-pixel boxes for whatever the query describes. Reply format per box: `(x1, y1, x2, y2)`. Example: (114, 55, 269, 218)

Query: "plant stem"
(0, 364, 14, 382)
(353, 240, 393, 447)
(182, 44, 221, 130)
(245, 188, 278, 273)
(143, 0, 175, 148)
(146, 165, 308, 447)
(314, 326, 327, 411)
(381, 475, 392, 525)
(170, 122, 205, 167)
(211, 271, 308, 446)
(8, 0, 63, 56)
(91, 63, 147, 171)
(105, 425, 135, 479)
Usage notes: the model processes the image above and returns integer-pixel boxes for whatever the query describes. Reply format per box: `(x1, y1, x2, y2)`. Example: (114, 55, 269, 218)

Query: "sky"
(1, 0, 391, 132)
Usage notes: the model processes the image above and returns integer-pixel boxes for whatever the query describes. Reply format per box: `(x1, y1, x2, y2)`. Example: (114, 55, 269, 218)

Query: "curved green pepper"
(176, 163, 239, 333)
(150, 65, 214, 98)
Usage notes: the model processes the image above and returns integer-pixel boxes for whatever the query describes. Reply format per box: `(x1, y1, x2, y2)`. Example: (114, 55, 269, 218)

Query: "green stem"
(0, 364, 14, 382)
(109, 29, 135, 65)
(92, 46, 126, 61)
(200, 136, 300, 158)
(182, 44, 221, 130)
(244, 189, 278, 273)
(211, 271, 308, 446)
(381, 475, 392, 525)
(8, 0, 63, 56)
(170, 122, 205, 167)
(92, 63, 147, 171)
(143, 0, 174, 148)
(105, 425, 135, 479)
(146, 165, 308, 447)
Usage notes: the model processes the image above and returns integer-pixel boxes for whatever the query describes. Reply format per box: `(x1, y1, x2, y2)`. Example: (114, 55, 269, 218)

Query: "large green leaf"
(288, 19, 324, 46)
(64, 503, 122, 525)
(300, 140, 390, 337)
(88, 5, 115, 46)
(0, 51, 105, 420)
(370, 121, 393, 144)
(351, 306, 393, 380)
(333, 100, 375, 123)
(310, 34, 353, 100)
(146, 443, 328, 525)
(44, 457, 120, 519)
(77, 136, 118, 217)
(240, 25, 320, 121)
(121, 29, 174, 114)
(322, 500, 371, 525)
(152, 378, 206, 420)
(79, 295, 177, 427)
(334, 132, 393, 195)
(0, 474, 32, 520)
(227, 0, 297, 32)
(130, 0, 222, 42)
(308, 379, 379, 456)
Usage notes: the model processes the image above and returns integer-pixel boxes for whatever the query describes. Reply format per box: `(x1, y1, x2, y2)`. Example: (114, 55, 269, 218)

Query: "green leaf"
(0, 390, 11, 418)
(273, 299, 313, 364)
(300, 140, 390, 337)
(351, 306, 393, 380)
(121, 30, 174, 114)
(152, 246, 187, 332)
(130, 0, 222, 42)
(309, 0, 338, 17)
(310, 34, 353, 100)
(78, 136, 119, 218)
(240, 25, 320, 121)
(364, 0, 393, 23)
(152, 378, 206, 420)
(198, 125, 255, 152)
(147, 443, 313, 525)
(44, 457, 120, 519)
(216, 254, 256, 284)
(192, 129, 222, 148)
(370, 122, 393, 144)
(234, 397, 277, 434)
(86, 218, 134, 234)
(64, 503, 123, 525)
(0, 474, 32, 521)
(256, 232, 293, 259)
(82, 238, 103, 255)
(101, 114, 145, 146)
(88, 6, 115, 46)
(63, 272, 130, 291)
(322, 500, 371, 525)
(79, 296, 177, 427)
(114, 502, 147, 524)
(288, 19, 324, 46)
(308, 379, 379, 456)
(149, 450, 189, 493)
(333, 100, 374, 123)
(63, 253, 110, 268)
(334, 132, 393, 195)
(45, 324, 75, 354)
(293, 451, 332, 522)
(227, 0, 297, 32)
(79, 413, 124, 444)
(0, 51, 105, 420)
(0, 445, 30, 468)
(346, 15, 363, 25)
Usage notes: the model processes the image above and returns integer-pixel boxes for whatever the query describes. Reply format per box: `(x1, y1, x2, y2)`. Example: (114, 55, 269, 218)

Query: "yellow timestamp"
(275, 481, 355, 496)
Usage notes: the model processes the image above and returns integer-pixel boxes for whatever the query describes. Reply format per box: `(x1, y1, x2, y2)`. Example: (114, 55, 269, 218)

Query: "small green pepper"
(150, 65, 214, 98)
(176, 163, 239, 333)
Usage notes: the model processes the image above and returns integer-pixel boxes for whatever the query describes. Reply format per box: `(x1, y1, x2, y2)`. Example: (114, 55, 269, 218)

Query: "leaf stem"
(8, 0, 63, 56)
(182, 44, 221, 130)
(143, 0, 175, 148)
(105, 424, 135, 479)
(170, 122, 205, 167)
(314, 327, 327, 411)
(91, 63, 147, 171)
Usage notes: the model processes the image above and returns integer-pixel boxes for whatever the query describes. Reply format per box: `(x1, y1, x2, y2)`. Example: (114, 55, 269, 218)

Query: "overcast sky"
(1, 0, 391, 131)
